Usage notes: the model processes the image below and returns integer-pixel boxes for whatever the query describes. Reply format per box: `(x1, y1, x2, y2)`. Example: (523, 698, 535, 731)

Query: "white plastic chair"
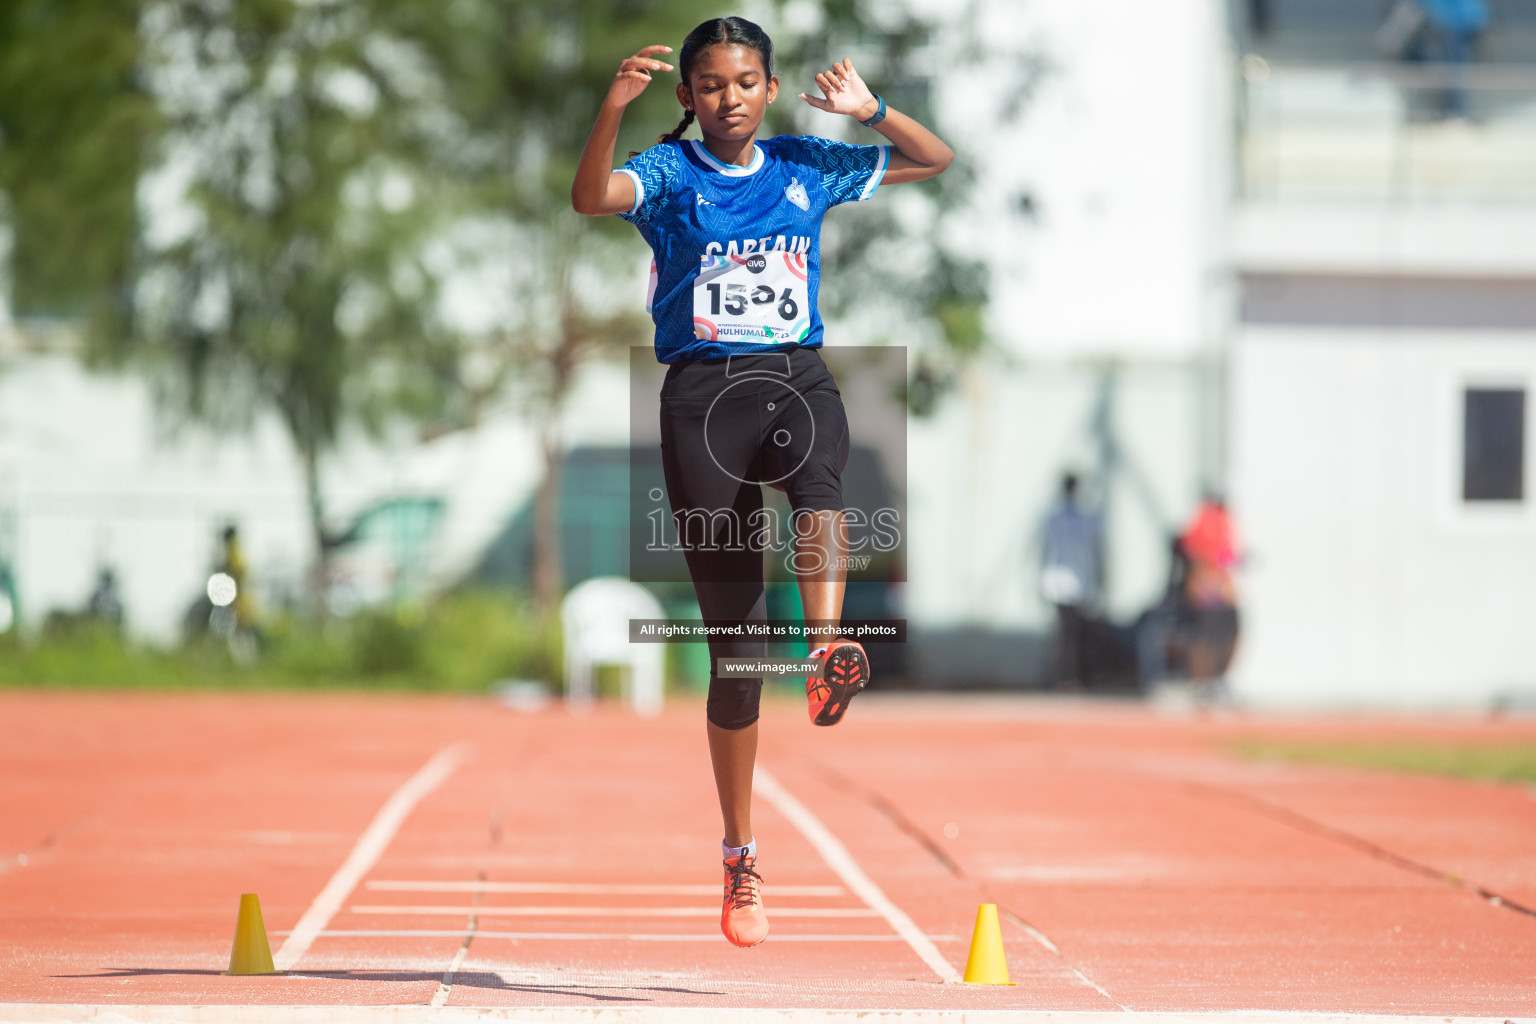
(560, 576, 665, 717)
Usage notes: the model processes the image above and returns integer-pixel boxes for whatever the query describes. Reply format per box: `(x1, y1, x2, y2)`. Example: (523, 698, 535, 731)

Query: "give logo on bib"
(693, 251, 811, 345)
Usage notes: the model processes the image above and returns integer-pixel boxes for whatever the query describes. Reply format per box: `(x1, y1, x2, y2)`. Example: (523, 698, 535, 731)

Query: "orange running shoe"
(720, 852, 769, 947)
(806, 639, 870, 726)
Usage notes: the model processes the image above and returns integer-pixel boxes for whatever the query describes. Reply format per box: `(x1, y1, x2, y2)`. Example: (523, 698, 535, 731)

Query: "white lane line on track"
(349, 905, 879, 918)
(365, 880, 848, 897)
(274, 742, 471, 971)
(996, 906, 1121, 1008)
(754, 766, 961, 984)
(428, 933, 471, 1008)
(1006, 914, 1059, 954)
(428, 876, 481, 1009)
(276, 929, 962, 942)
(10, 1006, 1520, 1023)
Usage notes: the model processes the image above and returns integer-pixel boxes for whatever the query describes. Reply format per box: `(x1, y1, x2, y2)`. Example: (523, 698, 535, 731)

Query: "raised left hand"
(798, 58, 879, 121)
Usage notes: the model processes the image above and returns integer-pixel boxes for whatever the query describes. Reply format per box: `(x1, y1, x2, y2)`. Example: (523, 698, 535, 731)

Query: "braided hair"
(655, 16, 775, 146)
(658, 108, 696, 146)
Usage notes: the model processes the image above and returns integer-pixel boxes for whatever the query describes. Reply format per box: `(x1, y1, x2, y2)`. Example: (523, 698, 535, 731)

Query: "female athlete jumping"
(572, 16, 951, 947)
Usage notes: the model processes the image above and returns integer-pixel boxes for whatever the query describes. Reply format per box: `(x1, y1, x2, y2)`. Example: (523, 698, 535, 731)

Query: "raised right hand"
(607, 46, 674, 108)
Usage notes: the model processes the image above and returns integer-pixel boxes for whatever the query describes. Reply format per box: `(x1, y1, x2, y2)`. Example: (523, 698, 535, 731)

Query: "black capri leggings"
(659, 347, 850, 730)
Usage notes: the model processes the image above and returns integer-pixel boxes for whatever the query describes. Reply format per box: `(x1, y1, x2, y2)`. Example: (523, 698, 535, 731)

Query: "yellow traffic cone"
(962, 903, 1015, 985)
(224, 893, 278, 975)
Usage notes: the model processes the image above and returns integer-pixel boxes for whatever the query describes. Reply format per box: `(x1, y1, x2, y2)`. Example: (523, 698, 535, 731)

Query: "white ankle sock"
(722, 838, 757, 861)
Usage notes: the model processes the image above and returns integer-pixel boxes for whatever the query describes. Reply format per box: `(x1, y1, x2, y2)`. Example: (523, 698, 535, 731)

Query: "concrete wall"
(1229, 205, 1536, 707)
(1231, 326, 1536, 707)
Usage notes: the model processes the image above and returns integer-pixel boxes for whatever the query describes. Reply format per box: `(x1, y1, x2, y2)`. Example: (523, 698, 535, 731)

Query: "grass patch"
(1231, 738, 1536, 785)
(0, 589, 562, 692)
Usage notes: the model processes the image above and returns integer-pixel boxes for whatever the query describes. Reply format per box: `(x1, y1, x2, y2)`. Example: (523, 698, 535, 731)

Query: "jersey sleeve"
(617, 143, 681, 226)
(791, 135, 891, 205)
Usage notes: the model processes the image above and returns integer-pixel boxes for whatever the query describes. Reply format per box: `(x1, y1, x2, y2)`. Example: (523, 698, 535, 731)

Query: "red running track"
(0, 691, 1534, 1016)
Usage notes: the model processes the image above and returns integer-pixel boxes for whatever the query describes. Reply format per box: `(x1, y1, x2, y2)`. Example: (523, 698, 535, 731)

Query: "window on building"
(1463, 387, 1526, 502)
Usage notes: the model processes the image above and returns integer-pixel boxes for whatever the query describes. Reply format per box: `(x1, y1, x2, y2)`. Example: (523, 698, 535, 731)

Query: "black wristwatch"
(859, 94, 887, 127)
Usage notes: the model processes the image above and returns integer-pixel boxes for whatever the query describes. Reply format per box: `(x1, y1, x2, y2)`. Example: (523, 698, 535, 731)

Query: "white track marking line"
(428, 878, 481, 1008)
(365, 880, 847, 897)
(754, 766, 961, 983)
(427, 916, 475, 1008)
(1, 1007, 1528, 1023)
(428, 934, 471, 1008)
(1069, 964, 1120, 1007)
(274, 742, 471, 971)
(277, 929, 960, 942)
(997, 905, 1122, 1007)
(1011, 917, 1060, 954)
(348, 905, 878, 918)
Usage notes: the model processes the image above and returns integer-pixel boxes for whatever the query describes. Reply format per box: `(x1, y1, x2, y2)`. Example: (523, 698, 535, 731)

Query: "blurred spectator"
(1135, 534, 1191, 688)
(1422, 0, 1489, 62)
(1376, 0, 1429, 60)
(1179, 493, 1241, 703)
(87, 568, 124, 630)
(1382, 0, 1490, 118)
(1039, 473, 1103, 690)
(221, 525, 256, 635)
(1424, 0, 1488, 117)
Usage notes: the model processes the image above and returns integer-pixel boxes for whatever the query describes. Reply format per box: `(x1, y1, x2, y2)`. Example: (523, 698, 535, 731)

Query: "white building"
(1226, 1, 1536, 707)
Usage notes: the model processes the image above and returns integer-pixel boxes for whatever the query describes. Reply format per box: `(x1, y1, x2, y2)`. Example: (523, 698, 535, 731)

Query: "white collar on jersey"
(686, 139, 765, 177)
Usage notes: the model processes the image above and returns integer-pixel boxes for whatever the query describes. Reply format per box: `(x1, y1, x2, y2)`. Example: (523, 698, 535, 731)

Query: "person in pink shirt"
(1179, 493, 1240, 703)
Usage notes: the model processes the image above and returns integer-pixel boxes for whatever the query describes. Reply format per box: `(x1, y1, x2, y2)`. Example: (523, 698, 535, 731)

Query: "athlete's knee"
(706, 676, 763, 731)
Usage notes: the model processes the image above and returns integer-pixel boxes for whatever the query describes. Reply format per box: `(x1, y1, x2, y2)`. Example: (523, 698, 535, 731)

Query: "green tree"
(0, 0, 157, 319)
(423, 0, 718, 613)
(124, 0, 474, 602)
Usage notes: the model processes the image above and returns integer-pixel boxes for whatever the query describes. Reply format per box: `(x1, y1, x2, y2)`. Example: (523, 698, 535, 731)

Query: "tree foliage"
(421, 0, 724, 611)
(0, 0, 157, 318)
(126, 0, 473, 574)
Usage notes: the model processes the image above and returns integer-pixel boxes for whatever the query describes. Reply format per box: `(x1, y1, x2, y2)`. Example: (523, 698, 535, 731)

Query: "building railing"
(1238, 57, 1536, 204)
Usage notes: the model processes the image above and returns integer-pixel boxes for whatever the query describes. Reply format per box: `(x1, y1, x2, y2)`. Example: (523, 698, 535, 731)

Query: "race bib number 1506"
(693, 252, 811, 345)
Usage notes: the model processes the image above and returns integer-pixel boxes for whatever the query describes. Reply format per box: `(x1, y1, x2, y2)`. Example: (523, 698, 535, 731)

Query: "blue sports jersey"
(618, 136, 889, 363)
